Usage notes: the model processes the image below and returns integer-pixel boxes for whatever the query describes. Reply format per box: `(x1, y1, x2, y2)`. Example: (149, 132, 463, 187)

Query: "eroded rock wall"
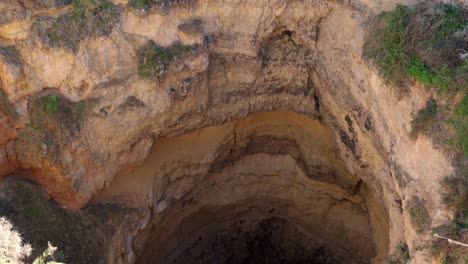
(92, 111, 389, 263)
(0, 0, 460, 263)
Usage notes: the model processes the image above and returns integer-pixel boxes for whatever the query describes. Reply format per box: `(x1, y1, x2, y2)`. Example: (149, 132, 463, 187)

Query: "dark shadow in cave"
(172, 217, 340, 264)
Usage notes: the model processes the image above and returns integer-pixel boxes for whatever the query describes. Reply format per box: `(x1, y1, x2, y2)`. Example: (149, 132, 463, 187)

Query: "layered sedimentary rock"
(0, 0, 462, 263)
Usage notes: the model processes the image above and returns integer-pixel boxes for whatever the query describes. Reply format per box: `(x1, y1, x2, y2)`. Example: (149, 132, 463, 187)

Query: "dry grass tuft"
(0, 217, 32, 263)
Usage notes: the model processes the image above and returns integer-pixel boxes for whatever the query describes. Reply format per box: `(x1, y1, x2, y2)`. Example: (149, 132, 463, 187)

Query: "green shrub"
(43, 0, 121, 51)
(37, 95, 86, 125)
(431, 3, 467, 38)
(138, 43, 171, 78)
(40, 95, 60, 114)
(364, 5, 411, 85)
(138, 41, 195, 78)
(365, 3, 467, 155)
(407, 57, 432, 85)
(448, 95, 468, 154)
(364, 3, 467, 92)
(21, 94, 87, 159)
(441, 257, 452, 264)
(430, 65, 454, 93)
(13, 95, 87, 168)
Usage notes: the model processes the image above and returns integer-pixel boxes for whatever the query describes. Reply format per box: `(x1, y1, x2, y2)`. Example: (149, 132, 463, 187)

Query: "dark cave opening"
(170, 216, 340, 264)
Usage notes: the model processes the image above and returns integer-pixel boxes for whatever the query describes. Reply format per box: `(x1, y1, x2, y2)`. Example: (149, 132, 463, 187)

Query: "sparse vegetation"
(138, 43, 171, 78)
(430, 172, 467, 262)
(441, 175, 468, 213)
(122, 96, 145, 108)
(36, 94, 86, 130)
(448, 95, 468, 155)
(41, 0, 121, 51)
(431, 217, 468, 263)
(138, 41, 195, 78)
(0, 181, 103, 263)
(434, 174, 468, 263)
(388, 242, 410, 264)
(364, 3, 468, 153)
(365, 2, 467, 158)
(32, 243, 65, 264)
(130, 0, 193, 10)
(364, 5, 411, 85)
(364, 3, 467, 92)
(40, 95, 60, 114)
(408, 197, 431, 234)
(410, 98, 438, 138)
(14, 94, 87, 167)
(0, 180, 143, 264)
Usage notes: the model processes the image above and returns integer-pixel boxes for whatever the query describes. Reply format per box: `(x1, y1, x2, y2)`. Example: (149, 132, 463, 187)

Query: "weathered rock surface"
(0, 0, 463, 263)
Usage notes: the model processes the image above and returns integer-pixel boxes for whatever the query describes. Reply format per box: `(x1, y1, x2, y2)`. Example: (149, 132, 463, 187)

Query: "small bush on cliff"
(441, 175, 468, 213)
(364, 5, 411, 85)
(408, 197, 431, 234)
(37, 94, 86, 130)
(447, 95, 468, 154)
(138, 41, 195, 78)
(365, 3, 467, 156)
(40, 95, 60, 114)
(431, 217, 468, 263)
(14, 95, 87, 170)
(138, 42, 171, 78)
(41, 0, 121, 51)
(364, 3, 467, 92)
(436, 172, 467, 259)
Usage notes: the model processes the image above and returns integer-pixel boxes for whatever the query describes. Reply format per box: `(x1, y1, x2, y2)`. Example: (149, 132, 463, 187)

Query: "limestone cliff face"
(0, 0, 464, 263)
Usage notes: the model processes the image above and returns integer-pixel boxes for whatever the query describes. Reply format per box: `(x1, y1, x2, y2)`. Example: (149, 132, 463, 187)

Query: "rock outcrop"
(0, 0, 464, 263)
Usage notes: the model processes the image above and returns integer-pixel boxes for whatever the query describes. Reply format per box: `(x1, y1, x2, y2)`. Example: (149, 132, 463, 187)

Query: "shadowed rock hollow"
(94, 111, 389, 263)
(0, 0, 465, 263)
